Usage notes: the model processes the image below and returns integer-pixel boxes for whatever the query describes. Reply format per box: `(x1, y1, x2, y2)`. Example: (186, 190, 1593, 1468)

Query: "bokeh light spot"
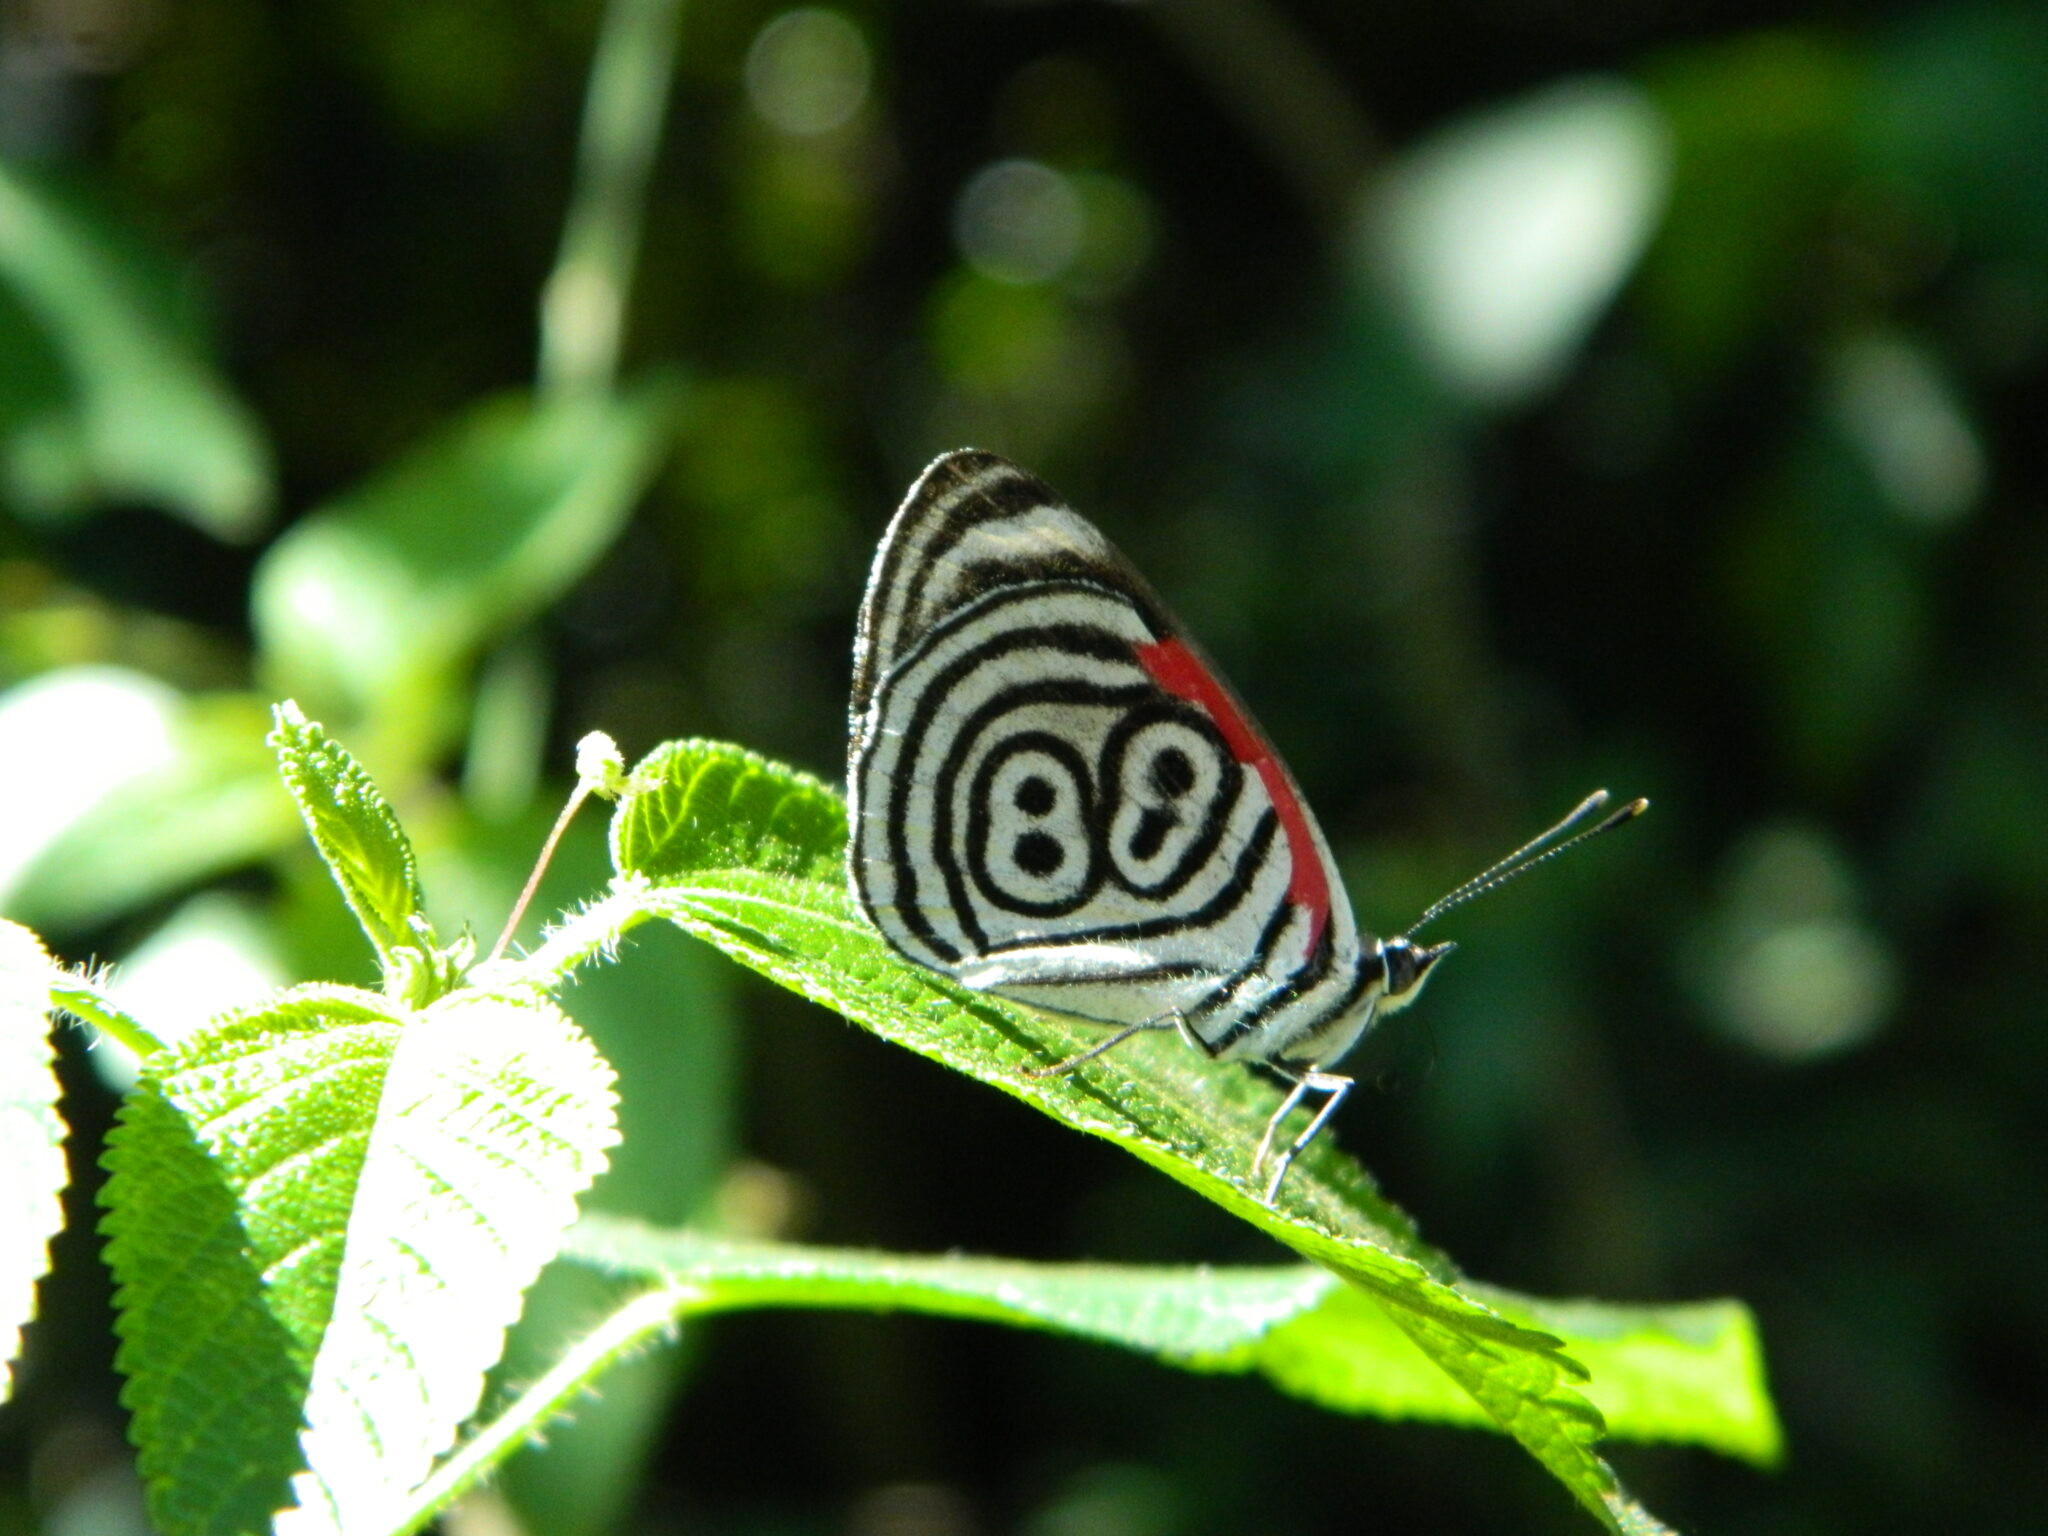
(1368, 76, 1672, 404)
(1692, 823, 1896, 1061)
(0, 666, 178, 903)
(1832, 331, 1985, 524)
(744, 9, 871, 137)
(954, 159, 1086, 286)
(1722, 921, 1894, 1061)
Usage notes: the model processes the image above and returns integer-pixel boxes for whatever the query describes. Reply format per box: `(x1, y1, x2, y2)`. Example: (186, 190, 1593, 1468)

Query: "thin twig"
(538, 0, 688, 398)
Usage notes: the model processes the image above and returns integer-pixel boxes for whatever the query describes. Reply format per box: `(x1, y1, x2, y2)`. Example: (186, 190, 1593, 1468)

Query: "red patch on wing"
(1136, 637, 1330, 955)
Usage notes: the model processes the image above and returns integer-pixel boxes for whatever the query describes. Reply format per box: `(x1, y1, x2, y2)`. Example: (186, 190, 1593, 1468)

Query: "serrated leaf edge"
(268, 701, 426, 968)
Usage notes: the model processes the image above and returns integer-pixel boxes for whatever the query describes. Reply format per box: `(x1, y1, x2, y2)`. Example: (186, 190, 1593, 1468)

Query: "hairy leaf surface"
(269, 703, 425, 969)
(101, 981, 618, 1536)
(596, 740, 1780, 1532)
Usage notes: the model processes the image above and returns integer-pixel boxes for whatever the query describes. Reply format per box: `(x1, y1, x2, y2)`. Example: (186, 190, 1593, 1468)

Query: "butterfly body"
(849, 450, 1458, 1196)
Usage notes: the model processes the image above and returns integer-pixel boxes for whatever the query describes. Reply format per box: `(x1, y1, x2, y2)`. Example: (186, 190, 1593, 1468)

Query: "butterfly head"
(1377, 936, 1455, 1015)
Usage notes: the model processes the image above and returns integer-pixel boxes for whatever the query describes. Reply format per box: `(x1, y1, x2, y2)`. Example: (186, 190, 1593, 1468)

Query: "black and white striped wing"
(848, 450, 1368, 1047)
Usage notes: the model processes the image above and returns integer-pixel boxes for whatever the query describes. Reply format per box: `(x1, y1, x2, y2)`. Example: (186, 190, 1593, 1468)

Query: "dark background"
(3, 1, 2045, 1533)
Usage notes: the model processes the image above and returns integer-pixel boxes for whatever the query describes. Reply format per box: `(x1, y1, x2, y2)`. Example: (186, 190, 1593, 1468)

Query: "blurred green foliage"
(1, 0, 2043, 1532)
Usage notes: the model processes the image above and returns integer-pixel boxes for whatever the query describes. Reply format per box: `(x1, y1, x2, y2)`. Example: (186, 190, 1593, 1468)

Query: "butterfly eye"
(1380, 938, 1455, 1011)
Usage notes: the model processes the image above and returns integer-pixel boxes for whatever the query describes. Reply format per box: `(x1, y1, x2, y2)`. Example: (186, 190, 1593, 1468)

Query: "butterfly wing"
(849, 450, 1376, 1057)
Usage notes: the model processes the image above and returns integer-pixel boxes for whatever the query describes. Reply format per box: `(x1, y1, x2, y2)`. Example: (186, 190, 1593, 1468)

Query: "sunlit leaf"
(613, 738, 845, 885)
(566, 1215, 1779, 1464)
(1471, 1287, 1781, 1464)
(102, 982, 618, 1536)
(0, 920, 66, 1404)
(278, 989, 617, 1536)
(101, 986, 389, 1536)
(578, 740, 1778, 1532)
(567, 1217, 1335, 1353)
(269, 701, 426, 971)
(489, 858, 740, 1536)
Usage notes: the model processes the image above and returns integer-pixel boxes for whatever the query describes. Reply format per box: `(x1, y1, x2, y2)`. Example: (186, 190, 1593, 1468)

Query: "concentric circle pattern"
(849, 450, 1390, 1073)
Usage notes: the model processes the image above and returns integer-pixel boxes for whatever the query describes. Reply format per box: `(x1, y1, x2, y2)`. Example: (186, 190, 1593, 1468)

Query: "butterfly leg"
(1021, 1011, 1189, 1079)
(1252, 1069, 1354, 1204)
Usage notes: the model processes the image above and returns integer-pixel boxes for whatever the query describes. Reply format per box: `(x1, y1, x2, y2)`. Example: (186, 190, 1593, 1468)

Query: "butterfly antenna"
(1406, 791, 1648, 936)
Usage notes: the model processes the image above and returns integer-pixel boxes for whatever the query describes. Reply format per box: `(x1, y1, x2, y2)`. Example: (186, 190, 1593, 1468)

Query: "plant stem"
(538, 0, 687, 399)
(486, 885, 646, 990)
(48, 976, 165, 1058)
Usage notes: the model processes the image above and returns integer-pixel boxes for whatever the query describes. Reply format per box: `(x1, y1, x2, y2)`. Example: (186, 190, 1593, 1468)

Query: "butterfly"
(847, 449, 1643, 1202)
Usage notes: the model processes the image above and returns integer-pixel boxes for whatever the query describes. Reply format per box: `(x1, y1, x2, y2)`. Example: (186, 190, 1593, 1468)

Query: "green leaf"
(102, 981, 619, 1536)
(592, 740, 1777, 1532)
(251, 382, 679, 751)
(45, 955, 165, 1062)
(568, 1217, 1335, 1351)
(269, 701, 426, 971)
(1471, 1286, 1781, 1465)
(0, 162, 272, 537)
(405, 1221, 1329, 1527)
(0, 920, 67, 1404)
(0, 672, 299, 930)
(280, 990, 618, 1536)
(560, 1216, 1775, 1465)
(101, 985, 388, 1536)
(611, 738, 847, 885)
